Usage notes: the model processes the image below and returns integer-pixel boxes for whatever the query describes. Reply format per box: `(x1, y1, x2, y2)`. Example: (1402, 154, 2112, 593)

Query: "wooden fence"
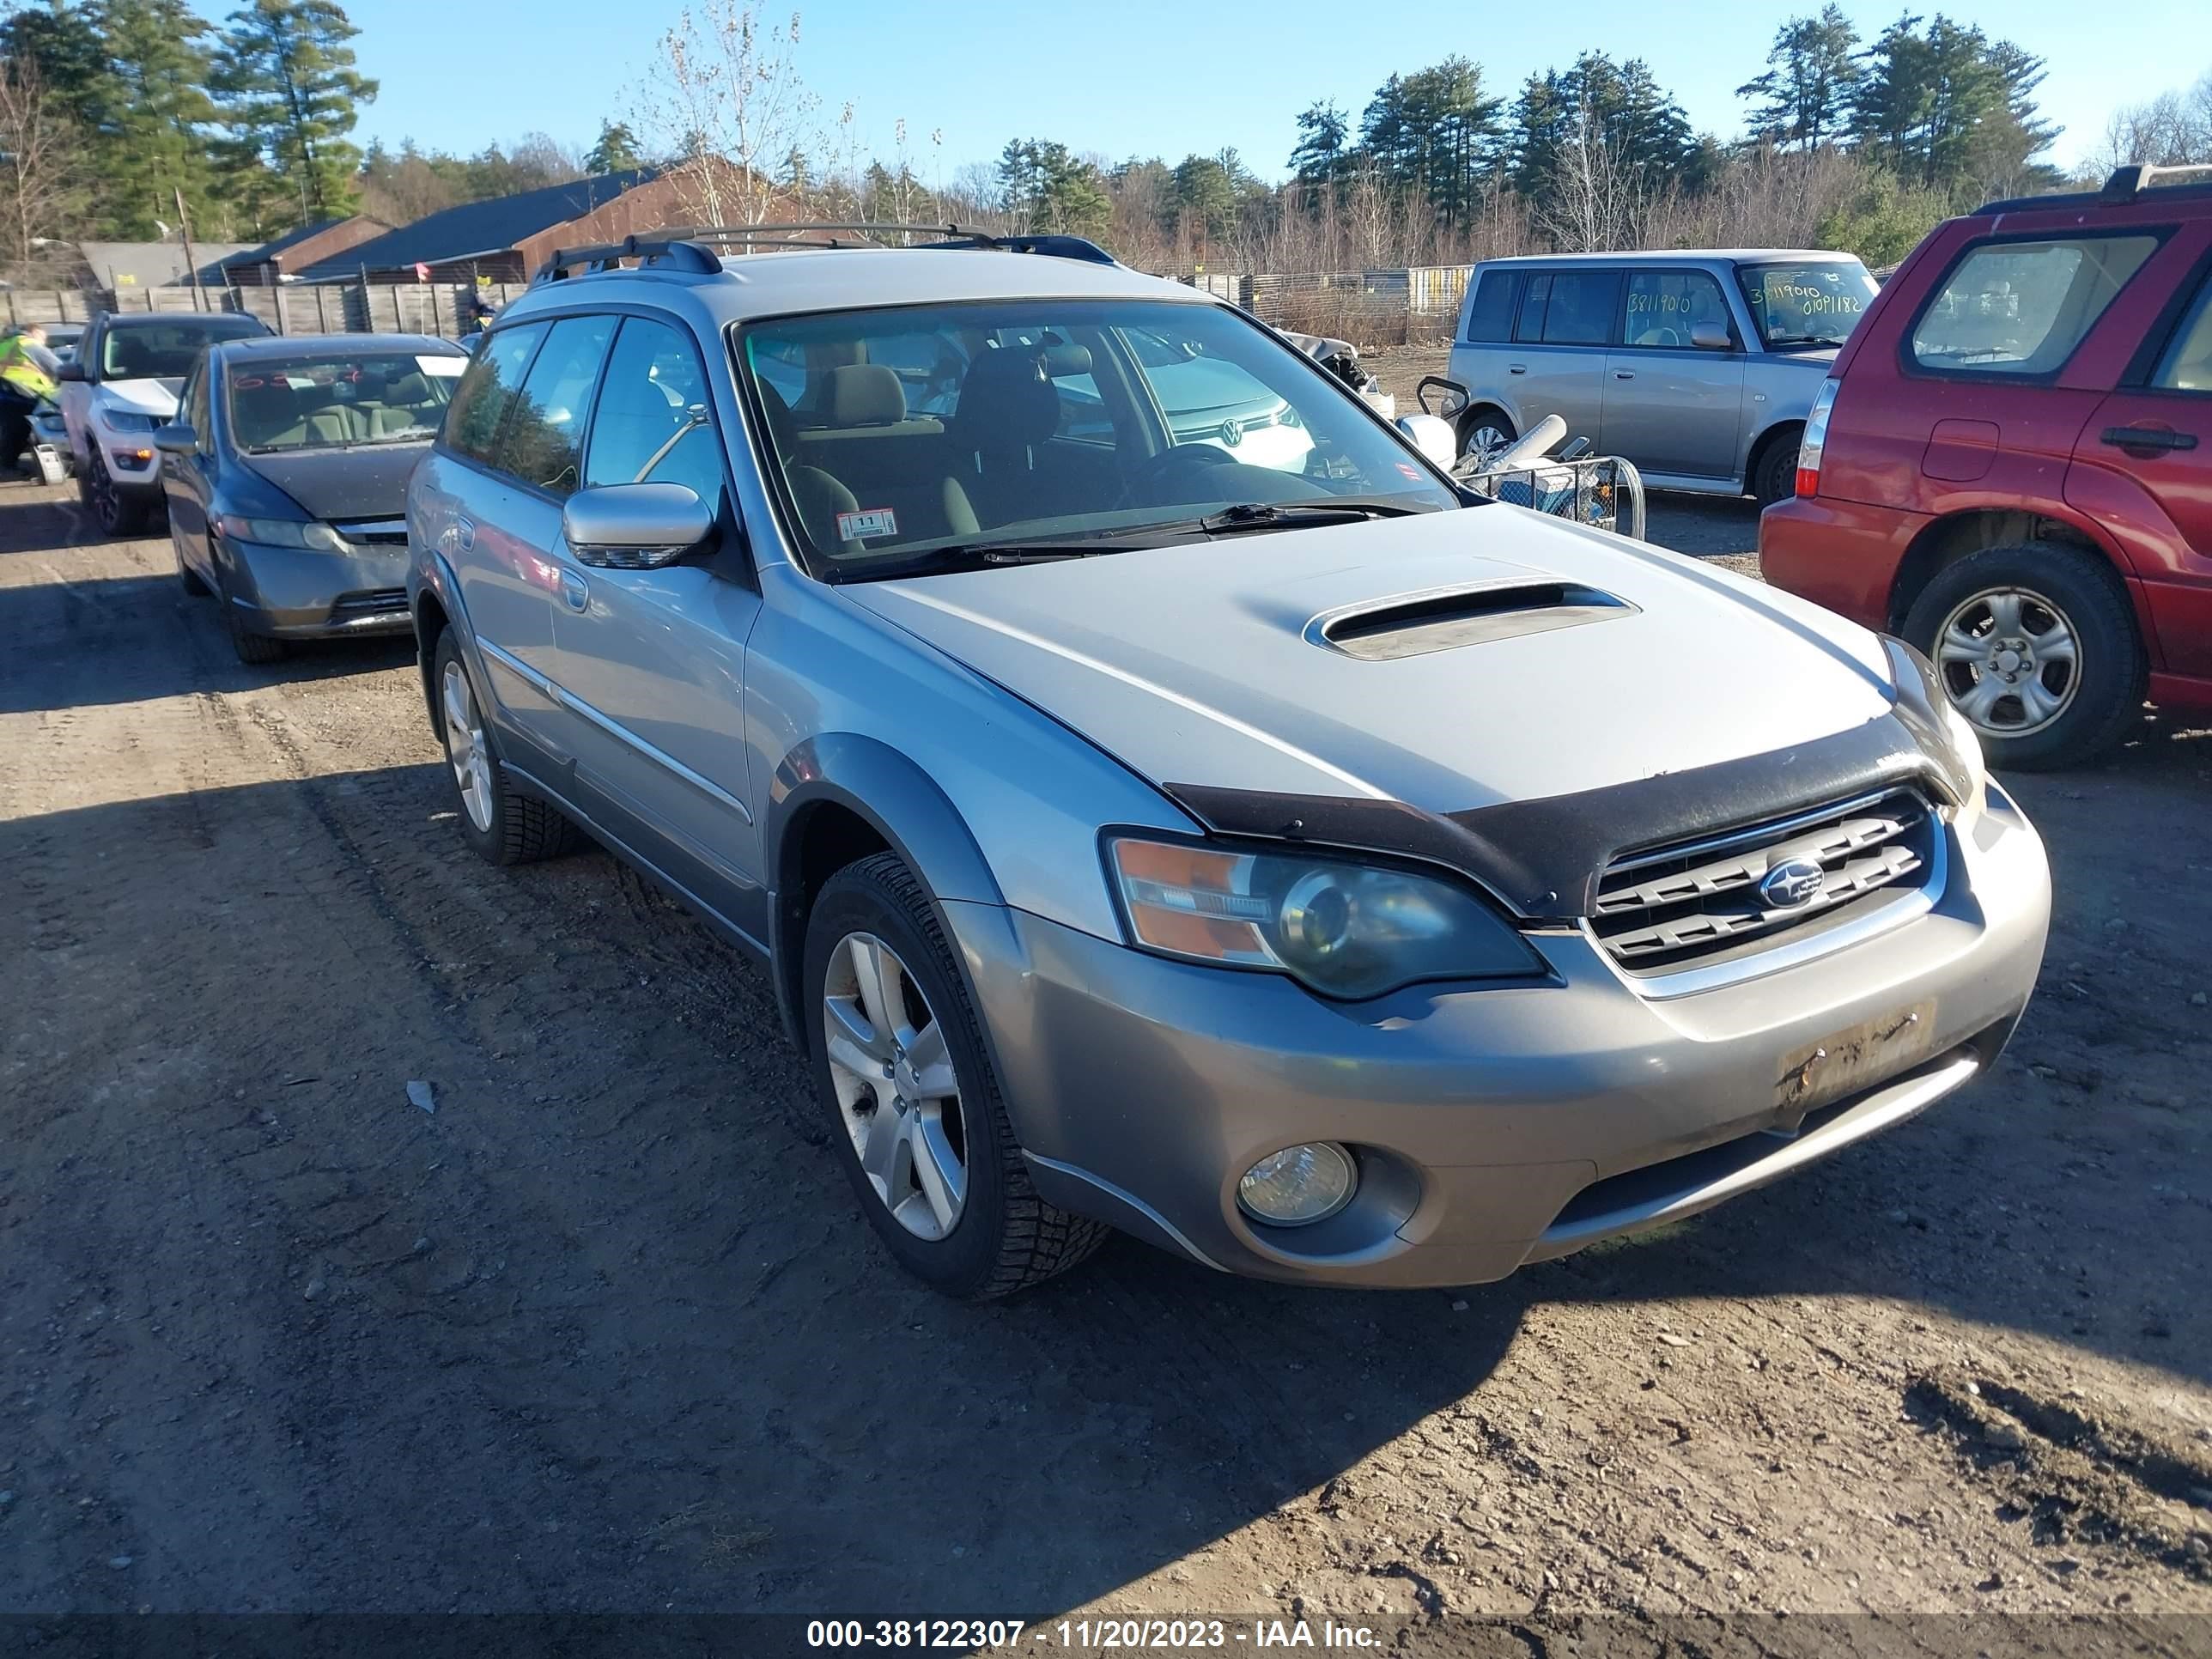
(0, 280, 534, 338)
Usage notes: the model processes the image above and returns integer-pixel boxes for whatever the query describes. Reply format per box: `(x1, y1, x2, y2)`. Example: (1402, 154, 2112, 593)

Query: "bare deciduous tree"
(0, 56, 82, 278)
(1538, 106, 1644, 252)
(641, 1, 818, 225)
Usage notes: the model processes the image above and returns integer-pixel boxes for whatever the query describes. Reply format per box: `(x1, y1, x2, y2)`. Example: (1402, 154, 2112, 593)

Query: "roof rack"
(532, 222, 1118, 284)
(1975, 161, 2212, 216)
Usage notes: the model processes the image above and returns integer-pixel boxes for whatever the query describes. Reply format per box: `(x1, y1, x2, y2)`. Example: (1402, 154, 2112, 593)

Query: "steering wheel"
(1116, 442, 1239, 508)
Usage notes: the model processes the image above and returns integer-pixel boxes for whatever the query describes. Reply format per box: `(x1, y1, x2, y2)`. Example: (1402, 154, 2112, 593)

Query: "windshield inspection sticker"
(836, 507, 897, 541)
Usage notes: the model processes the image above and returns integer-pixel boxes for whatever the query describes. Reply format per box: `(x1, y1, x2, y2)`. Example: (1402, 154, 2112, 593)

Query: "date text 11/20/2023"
(804, 1617, 1383, 1649)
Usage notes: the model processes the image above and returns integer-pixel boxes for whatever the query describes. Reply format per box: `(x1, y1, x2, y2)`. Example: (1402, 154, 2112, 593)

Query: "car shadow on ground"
(4, 741, 2205, 1613)
(0, 568, 417, 714)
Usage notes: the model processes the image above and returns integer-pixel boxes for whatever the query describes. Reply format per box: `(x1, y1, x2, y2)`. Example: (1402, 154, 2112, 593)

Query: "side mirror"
(56, 361, 86, 383)
(153, 422, 196, 455)
(1691, 321, 1733, 351)
(1395, 412, 1458, 472)
(561, 482, 714, 569)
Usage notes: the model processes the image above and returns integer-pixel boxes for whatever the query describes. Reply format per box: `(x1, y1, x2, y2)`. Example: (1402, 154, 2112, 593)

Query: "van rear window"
(1463, 270, 1514, 343)
(1909, 235, 2157, 376)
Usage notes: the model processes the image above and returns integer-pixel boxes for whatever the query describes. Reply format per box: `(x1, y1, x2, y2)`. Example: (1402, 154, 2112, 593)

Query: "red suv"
(1762, 163, 2212, 768)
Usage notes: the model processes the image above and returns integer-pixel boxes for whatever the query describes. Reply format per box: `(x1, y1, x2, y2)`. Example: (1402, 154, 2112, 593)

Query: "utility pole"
(174, 187, 209, 313)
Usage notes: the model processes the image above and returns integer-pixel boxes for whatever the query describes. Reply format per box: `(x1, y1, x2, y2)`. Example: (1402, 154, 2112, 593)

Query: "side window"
(443, 323, 545, 465)
(582, 316, 726, 512)
(179, 362, 207, 445)
(1623, 270, 1730, 348)
(2153, 274, 2212, 392)
(1463, 270, 1516, 343)
(1540, 271, 1622, 346)
(497, 313, 617, 498)
(1514, 274, 1552, 343)
(1910, 235, 2158, 376)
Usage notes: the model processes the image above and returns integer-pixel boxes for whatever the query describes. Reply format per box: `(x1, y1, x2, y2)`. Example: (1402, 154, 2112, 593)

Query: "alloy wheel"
(1464, 421, 1513, 464)
(440, 660, 495, 834)
(89, 459, 119, 533)
(820, 931, 968, 1241)
(1934, 586, 2081, 739)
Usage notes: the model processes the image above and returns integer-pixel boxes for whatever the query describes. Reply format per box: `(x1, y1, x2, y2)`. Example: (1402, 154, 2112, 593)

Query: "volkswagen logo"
(1759, 858, 1826, 909)
(1218, 417, 1244, 447)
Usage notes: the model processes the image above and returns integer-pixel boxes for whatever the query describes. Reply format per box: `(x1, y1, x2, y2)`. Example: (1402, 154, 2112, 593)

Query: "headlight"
(217, 514, 348, 553)
(1105, 836, 1541, 999)
(1884, 636, 1984, 809)
(99, 409, 161, 434)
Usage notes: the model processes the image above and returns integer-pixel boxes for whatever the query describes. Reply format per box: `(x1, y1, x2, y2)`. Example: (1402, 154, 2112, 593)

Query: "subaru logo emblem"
(1218, 417, 1244, 447)
(1759, 858, 1826, 909)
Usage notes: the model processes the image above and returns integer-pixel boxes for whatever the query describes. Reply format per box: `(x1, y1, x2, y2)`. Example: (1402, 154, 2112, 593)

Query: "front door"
(2069, 258, 2212, 684)
(1603, 269, 1746, 481)
(547, 314, 768, 939)
(162, 358, 216, 574)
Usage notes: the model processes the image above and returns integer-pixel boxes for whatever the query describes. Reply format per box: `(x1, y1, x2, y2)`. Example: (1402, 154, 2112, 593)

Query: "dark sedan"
(157, 333, 468, 663)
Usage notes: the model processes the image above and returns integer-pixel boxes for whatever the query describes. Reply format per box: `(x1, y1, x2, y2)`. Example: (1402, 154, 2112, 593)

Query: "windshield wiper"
(1198, 498, 1431, 533)
(830, 540, 1146, 581)
(1762, 335, 1842, 349)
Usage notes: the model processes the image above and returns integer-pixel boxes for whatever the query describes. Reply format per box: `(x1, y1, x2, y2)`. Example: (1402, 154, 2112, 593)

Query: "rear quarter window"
(1463, 270, 1515, 343)
(1908, 234, 2159, 377)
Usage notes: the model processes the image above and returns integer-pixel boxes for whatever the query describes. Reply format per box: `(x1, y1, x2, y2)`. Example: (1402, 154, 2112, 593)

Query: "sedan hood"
(844, 507, 1899, 814)
(242, 445, 427, 523)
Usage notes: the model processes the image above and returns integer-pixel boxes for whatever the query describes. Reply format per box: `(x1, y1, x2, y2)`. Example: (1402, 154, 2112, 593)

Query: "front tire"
(172, 522, 209, 596)
(88, 454, 152, 537)
(1902, 542, 2145, 770)
(804, 853, 1108, 1299)
(429, 629, 578, 863)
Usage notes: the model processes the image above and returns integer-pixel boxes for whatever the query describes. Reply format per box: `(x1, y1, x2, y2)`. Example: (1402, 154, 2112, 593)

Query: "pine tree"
(88, 0, 226, 238)
(212, 0, 375, 224)
(1287, 100, 1350, 194)
(586, 119, 642, 175)
(1738, 4, 1861, 149)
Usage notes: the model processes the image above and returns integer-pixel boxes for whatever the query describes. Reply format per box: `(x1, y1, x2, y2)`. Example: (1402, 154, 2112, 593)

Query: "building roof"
(295, 169, 659, 280)
(79, 240, 256, 288)
(219, 219, 344, 270)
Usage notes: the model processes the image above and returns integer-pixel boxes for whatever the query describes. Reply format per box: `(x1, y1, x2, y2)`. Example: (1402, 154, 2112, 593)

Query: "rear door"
(548, 313, 767, 937)
(1602, 267, 1746, 480)
(1506, 267, 1619, 450)
(2069, 248, 2212, 684)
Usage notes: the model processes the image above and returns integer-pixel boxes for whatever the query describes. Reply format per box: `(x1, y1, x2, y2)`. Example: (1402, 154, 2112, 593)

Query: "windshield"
(100, 318, 264, 380)
(228, 352, 464, 453)
(1735, 261, 1876, 349)
(738, 299, 1456, 576)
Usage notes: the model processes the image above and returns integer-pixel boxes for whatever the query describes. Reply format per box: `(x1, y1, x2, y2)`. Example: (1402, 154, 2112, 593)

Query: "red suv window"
(1906, 233, 2160, 377)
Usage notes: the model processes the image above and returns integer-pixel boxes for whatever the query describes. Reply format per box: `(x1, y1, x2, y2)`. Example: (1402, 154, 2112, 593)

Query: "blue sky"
(329, 0, 2162, 181)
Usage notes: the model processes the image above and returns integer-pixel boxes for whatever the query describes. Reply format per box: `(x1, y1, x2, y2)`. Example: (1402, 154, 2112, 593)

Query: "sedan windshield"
(228, 352, 464, 453)
(100, 318, 264, 380)
(1735, 261, 1877, 349)
(738, 299, 1457, 576)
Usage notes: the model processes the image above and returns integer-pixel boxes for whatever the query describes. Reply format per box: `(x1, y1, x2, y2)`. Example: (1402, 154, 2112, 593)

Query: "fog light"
(1238, 1142, 1355, 1226)
(114, 447, 153, 467)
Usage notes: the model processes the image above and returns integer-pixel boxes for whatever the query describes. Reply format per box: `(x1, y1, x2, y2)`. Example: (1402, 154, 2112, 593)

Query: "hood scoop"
(1310, 580, 1637, 662)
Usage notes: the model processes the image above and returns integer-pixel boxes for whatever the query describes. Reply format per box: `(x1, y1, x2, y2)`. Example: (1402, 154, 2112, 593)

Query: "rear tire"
(1750, 428, 1800, 507)
(804, 852, 1109, 1299)
(429, 629, 578, 864)
(1456, 406, 1516, 463)
(1902, 542, 2145, 770)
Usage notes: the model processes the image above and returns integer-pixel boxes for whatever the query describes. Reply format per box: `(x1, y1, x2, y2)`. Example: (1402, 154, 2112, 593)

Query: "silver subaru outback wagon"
(405, 228, 2050, 1300)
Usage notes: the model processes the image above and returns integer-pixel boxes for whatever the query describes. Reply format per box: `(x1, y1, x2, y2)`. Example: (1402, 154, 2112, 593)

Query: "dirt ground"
(3, 467, 2210, 1644)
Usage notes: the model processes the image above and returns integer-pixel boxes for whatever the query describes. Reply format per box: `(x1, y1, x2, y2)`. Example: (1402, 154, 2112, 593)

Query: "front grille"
(331, 587, 407, 618)
(1591, 789, 1936, 974)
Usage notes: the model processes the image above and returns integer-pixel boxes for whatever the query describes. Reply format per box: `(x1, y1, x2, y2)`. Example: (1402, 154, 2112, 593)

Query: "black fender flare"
(764, 732, 1012, 1048)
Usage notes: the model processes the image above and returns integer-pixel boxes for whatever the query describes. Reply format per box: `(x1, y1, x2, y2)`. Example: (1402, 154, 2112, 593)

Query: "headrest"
(757, 379, 799, 452)
(1040, 343, 1091, 378)
(827, 363, 906, 428)
(805, 340, 865, 371)
(953, 346, 1062, 451)
(385, 371, 431, 404)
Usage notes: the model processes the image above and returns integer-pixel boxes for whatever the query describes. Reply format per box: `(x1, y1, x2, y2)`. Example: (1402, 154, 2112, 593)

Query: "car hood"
(844, 507, 1899, 814)
(241, 445, 427, 522)
(95, 378, 181, 418)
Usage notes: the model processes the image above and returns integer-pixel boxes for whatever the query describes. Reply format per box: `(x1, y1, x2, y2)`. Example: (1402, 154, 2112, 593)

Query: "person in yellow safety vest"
(0, 325, 59, 477)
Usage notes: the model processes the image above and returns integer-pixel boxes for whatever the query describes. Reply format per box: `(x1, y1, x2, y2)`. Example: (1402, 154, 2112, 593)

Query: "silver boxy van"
(407, 228, 2045, 1302)
(1445, 251, 1877, 504)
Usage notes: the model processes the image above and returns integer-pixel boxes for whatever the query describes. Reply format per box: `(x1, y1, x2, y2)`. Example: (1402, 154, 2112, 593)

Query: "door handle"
(1613, 370, 1636, 380)
(1507, 364, 1528, 375)
(453, 516, 476, 553)
(2100, 425, 2197, 454)
(559, 570, 589, 612)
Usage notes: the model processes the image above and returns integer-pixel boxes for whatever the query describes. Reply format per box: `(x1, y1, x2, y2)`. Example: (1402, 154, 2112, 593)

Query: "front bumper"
(223, 538, 414, 639)
(957, 785, 2049, 1288)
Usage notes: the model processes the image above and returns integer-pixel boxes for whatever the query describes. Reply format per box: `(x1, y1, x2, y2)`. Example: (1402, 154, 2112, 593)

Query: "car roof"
(505, 246, 1210, 329)
(1475, 249, 1858, 269)
(100, 311, 270, 329)
(214, 331, 459, 361)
